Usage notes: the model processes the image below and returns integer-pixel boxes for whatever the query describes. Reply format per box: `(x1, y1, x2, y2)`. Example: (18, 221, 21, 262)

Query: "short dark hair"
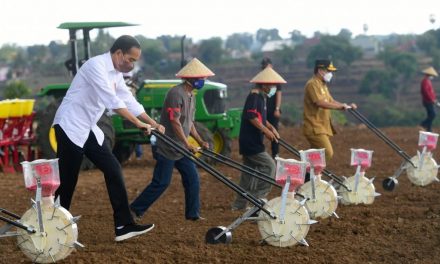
(261, 57, 273, 69)
(110, 35, 141, 54)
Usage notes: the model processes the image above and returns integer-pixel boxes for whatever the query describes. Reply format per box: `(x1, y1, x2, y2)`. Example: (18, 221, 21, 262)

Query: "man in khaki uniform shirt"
(303, 59, 357, 161)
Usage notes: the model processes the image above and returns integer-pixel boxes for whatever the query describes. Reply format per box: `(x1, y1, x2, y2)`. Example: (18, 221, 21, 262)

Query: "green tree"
(337, 28, 352, 40)
(306, 35, 362, 68)
(92, 29, 115, 55)
(225, 33, 253, 52)
(136, 36, 166, 66)
(361, 94, 422, 126)
(158, 35, 188, 53)
(27, 45, 49, 63)
(289, 30, 306, 43)
(359, 69, 396, 98)
(0, 44, 22, 64)
(256, 28, 281, 45)
(3, 80, 32, 99)
(378, 49, 417, 102)
(416, 29, 440, 68)
(198, 37, 224, 64)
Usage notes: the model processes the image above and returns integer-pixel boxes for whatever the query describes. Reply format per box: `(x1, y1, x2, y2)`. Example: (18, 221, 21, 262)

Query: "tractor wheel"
(188, 122, 214, 160)
(212, 129, 232, 157)
(112, 142, 135, 165)
(36, 99, 115, 170)
(80, 114, 115, 170)
(36, 98, 63, 159)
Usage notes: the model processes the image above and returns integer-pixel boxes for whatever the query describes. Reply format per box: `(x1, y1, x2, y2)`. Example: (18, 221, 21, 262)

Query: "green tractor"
(35, 22, 241, 166)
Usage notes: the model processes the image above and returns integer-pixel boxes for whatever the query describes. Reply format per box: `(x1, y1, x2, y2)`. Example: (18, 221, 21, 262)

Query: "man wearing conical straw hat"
(131, 58, 213, 221)
(231, 66, 285, 211)
(420, 66, 439, 132)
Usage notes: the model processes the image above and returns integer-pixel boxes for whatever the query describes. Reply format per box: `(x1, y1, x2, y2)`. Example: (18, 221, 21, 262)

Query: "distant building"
(229, 49, 252, 59)
(351, 35, 381, 58)
(0, 67, 9, 82)
(261, 39, 295, 53)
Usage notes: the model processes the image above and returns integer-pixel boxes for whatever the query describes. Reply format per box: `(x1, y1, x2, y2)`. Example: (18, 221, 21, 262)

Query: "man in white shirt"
(53, 35, 164, 242)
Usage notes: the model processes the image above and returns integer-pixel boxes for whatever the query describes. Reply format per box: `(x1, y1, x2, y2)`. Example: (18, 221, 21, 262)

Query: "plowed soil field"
(1, 126, 440, 263)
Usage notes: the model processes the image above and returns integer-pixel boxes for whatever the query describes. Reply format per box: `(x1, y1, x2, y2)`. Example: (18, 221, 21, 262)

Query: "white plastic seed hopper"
(340, 149, 380, 205)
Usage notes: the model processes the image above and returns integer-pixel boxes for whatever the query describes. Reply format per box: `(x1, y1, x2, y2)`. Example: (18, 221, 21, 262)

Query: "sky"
(1, 0, 440, 47)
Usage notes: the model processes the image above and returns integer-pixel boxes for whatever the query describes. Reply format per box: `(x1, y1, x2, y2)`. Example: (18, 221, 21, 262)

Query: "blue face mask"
(267, 86, 277, 98)
(189, 79, 205, 90)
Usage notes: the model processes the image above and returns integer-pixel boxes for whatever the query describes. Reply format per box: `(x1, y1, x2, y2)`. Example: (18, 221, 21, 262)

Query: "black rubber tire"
(205, 227, 232, 244)
(80, 114, 116, 170)
(35, 97, 62, 159)
(112, 141, 135, 165)
(35, 99, 116, 170)
(382, 177, 397, 191)
(213, 129, 232, 157)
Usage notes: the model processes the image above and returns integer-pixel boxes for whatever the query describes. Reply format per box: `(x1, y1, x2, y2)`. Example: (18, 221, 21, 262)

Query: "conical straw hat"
(422, 66, 438, 77)
(176, 58, 215, 78)
(250, 67, 287, 84)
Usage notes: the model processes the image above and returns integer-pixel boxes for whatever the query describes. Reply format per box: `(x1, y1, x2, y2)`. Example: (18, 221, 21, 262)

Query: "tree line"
(1, 27, 440, 126)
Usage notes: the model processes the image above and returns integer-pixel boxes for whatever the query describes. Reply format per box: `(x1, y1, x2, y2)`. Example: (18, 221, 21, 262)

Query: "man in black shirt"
(232, 66, 287, 210)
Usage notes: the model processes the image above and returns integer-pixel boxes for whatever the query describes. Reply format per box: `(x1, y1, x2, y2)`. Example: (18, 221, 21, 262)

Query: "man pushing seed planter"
(231, 66, 286, 211)
(130, 58, 213, 221)
(302, 59, 357, 163)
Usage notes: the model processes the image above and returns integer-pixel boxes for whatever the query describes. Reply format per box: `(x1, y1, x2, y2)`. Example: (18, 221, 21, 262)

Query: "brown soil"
(1, 126, 440, 264)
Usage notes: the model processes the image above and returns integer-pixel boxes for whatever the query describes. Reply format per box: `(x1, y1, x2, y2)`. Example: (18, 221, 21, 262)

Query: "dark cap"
(261, 57, 273, 69)
(315, 59, 337, 71)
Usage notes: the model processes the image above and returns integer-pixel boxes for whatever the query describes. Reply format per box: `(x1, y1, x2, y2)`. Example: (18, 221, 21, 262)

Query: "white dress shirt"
(53, 52, 144, 148)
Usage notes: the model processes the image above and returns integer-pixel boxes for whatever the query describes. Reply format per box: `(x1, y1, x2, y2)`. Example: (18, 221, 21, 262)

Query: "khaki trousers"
(231, 152, 275, 210)
(304, 133, 334, 162)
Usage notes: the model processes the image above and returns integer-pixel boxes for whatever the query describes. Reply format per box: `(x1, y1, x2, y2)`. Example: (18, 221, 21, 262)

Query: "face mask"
(267, 86, 277, 98)
(323, 72, 333, 82)
(189, 79, 205, 90)
(429, 76, 434, 80)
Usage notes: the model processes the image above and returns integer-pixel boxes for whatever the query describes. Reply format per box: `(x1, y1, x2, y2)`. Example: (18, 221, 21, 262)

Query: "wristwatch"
(275, 107, 280, 111)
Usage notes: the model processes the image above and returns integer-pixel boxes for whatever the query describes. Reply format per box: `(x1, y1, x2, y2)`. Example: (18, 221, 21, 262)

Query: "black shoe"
(115, 223, 154, 242)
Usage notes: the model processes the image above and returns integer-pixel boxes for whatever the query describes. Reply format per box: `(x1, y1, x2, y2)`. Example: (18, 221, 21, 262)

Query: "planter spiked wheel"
(347, 108, 429, 192)
(298, 174, 339, 219)
(17, 197, 82, 263)
(340, 173, 380, 205)
(1, 159, 83, 264)
(154, 130, 317, 247)
(340, 149, 380, 205)
(406, 151, 440, 186)
(257, 196, 315, 247)
(382, 131, 440, 191)
(260, 159, 317, 247)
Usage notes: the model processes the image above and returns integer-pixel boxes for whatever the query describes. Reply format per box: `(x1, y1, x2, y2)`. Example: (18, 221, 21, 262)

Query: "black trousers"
(54, 125, 133, 227)
(267, 113, 279, 158)
(421, 102, 436, 132)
